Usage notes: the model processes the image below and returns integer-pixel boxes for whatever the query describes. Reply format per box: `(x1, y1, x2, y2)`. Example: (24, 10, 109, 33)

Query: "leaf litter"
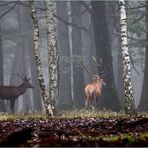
(0, 116, 147, 147)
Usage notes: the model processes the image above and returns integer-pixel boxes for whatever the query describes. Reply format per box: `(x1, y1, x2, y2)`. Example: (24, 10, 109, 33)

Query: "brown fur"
(84, 75, 105, 110)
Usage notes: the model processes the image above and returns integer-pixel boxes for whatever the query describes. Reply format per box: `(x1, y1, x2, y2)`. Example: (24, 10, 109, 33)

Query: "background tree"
(0, 23, 5, 112)
(56, 1, 73, 110)
(91, 1, 120, 111)
(138, 1, 148, 111)
(71, 1, 85, 109)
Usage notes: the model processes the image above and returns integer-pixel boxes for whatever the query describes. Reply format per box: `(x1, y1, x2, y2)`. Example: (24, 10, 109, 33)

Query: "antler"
(92, 56, 105, 77)
(17, 73, 30, 81)
(92, 56, 102, 67)
(81, 61, 94, 78)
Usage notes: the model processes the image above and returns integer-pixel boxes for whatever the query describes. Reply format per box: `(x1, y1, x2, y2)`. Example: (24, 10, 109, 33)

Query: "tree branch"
(129, 52, 140, 75)
(54, 14, 88, 33)
(127, 5, 145, 10)
(79, 1, 91, 15)
(0, 1, 14, 7)
(0, 2, 18, 20)
(16, 1, 89, 33)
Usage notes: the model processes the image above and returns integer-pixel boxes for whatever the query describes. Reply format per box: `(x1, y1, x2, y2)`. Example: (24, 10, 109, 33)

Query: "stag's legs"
(10, 100, 15, 114)
(85, 99, 89, 109)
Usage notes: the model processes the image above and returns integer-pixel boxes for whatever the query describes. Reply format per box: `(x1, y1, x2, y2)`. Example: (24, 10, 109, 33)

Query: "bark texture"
(30, 0, 53, 116)
(44, 0, 59, 115)
(119, 0, 137, 116)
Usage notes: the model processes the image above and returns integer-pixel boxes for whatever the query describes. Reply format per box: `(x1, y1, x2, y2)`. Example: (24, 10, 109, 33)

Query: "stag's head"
(81, 56, 106, 85)
(17, 73, 34, 89)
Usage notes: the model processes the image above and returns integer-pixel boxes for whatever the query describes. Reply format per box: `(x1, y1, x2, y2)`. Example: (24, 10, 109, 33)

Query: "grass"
(0, 109, 147, 121)
(0, 112, 47, 121)
(59, 109, 123, 118)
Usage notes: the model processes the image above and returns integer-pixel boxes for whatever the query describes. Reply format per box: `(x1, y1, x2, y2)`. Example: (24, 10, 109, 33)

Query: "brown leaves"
(0, 116, 147, 147)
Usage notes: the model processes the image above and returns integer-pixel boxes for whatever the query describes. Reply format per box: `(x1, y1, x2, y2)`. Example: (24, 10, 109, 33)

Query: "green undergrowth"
(0, 112, 48, 121)
(0, 109, 147, 121)
(59, 109, 124, 118)
(79, 132, 148, 145)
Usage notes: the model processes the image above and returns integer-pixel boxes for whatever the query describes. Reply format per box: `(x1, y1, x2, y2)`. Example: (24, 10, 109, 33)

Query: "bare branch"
(16, 1, 89, 33)
(81, 61, 93, 78)
(127, 5, 145, 10)
(54, 14, 88, 32)
(0, 1, 14, 7)
(129, 52, 140, 75)
(0, 2, 17, 20)
(79, 1, 91, 15)
(132, 13, 145, 24)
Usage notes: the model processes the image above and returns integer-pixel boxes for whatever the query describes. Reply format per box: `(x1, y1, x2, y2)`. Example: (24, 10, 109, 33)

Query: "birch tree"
(44, 0, 59, 115)
(119, 0, 137, 116)
(29, 0, 53, 116)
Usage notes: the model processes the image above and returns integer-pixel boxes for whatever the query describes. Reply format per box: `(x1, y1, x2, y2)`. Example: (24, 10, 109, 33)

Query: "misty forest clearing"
(0, 0, 148, 147)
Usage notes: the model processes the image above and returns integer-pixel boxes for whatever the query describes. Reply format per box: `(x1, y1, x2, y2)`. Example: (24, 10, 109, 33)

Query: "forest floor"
(0, 110, 147, 147)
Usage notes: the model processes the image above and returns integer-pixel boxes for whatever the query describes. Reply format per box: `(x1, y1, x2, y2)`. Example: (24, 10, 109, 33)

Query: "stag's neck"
(93, 80, 102, 88)
(17, 83, 27, 95)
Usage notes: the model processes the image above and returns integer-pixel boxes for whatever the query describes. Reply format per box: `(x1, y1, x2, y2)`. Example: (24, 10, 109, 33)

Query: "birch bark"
(119, 0, 137, 116)
(44, 0, 59, 115)
(30, 0, 53, 116)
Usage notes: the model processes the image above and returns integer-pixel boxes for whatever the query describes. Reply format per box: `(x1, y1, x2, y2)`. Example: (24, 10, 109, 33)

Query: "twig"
(0, 1, 14, 7)
(129, 52, 140, 75)
(0, 2, 18, 20)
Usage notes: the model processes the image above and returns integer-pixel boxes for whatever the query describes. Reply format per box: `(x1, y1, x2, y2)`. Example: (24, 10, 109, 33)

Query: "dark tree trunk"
(91, 1, 120, 111)
(138, 1, 148, 111)
(71, 1, 85, 109)
(0, 23, 5, 112)
(56, 1, 72, 110)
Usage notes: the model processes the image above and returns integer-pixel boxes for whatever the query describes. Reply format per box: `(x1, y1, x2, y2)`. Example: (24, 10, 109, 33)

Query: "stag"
(0, 74, 34, 114)
(81, 56, 106, 110)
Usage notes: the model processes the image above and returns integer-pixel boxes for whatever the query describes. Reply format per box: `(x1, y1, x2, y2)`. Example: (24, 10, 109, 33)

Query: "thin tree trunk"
(119, 0, 137, 116)
(0, 23, 5, 112)
(71, 1, 85, 109)
(56, 1, 72, 110)
(138, 1, 148, 111)
(29, 0, 53, 116)
(91, 1, 120, 111)
(44, 0, 59, 116)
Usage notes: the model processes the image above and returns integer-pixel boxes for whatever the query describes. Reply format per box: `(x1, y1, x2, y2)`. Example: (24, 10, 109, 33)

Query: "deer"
(0, 74, 34, 114)
(81, 56, 106, 110)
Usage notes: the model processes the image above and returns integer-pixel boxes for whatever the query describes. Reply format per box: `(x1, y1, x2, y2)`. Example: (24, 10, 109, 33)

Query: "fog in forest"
(0, 1, 147, 113)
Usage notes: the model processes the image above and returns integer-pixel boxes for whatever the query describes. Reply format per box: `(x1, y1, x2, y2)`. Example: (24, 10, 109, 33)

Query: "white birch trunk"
(30, 0, 53, 116)
(119, 0, 137, 116)
(44, 0, 59, 115)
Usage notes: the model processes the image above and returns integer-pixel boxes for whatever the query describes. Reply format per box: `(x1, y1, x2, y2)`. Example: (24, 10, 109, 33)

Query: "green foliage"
(128, 16, 146, 37)
(0, 112, 47, 121)
(59, 109, 123, 118)
(127, 1, 146, 39)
